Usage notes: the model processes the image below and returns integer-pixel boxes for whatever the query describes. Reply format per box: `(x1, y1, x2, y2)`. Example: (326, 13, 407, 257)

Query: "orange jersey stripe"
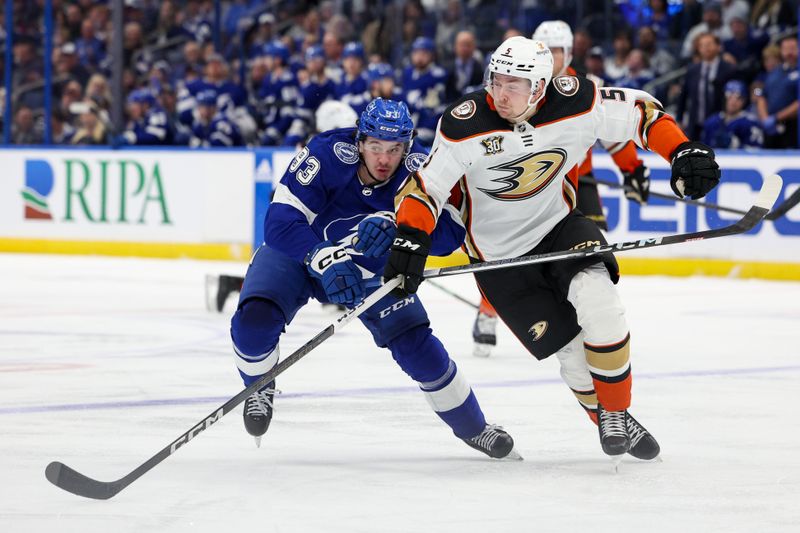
(610, 141, 642, 173)
(578, 148, 593, 176)
(647, 116, 689, 161)
(397, 197, 436, 234)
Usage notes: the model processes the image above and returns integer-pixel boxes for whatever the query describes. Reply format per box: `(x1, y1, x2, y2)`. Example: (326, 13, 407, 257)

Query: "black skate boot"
(627, 413, 660, 460)
(462, 424, 522, 460)
(216, 275, 243, 312)
(472, 311, 497, 358)
(597, 404, 630, 456)
(243, 381, 276, 447)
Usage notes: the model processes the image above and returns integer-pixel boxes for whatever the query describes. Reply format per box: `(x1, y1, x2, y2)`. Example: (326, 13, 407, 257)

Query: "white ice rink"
(1, 253, 799, 532)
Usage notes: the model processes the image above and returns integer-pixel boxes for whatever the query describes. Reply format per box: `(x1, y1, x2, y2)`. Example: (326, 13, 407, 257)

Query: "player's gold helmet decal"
(478, 148, 567, 201)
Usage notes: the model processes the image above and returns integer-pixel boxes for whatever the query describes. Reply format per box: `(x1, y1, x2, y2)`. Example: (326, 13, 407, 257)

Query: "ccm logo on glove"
(392, 237, 422, 251)
(312, 247, 349, 269)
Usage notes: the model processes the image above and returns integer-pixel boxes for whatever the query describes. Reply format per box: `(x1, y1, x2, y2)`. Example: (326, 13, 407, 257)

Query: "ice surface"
(1, 253, 798, 532)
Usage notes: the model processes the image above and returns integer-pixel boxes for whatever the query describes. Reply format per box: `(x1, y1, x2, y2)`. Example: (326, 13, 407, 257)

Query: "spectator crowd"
(1, 0, 797, 150)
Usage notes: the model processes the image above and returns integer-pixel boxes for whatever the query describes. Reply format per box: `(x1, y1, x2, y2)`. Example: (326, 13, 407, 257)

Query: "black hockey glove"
(623, 163, 650, 205)
(670, 141, 721, 200)
(383, 225, 431, 298)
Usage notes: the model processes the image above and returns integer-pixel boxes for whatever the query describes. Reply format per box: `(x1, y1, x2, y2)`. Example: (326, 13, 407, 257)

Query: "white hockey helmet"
(532, 20, 574, 76)
(315, 100, 359, 132)
(485, 36, 554, 121)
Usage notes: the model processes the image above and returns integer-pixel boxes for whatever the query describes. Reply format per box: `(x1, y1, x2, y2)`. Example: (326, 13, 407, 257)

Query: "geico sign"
(594, 167, 800, 237)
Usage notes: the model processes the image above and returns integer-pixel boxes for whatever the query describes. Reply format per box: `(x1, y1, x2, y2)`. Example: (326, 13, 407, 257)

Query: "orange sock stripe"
(593, 373, 632, 411)
(478, 294, 497, 316)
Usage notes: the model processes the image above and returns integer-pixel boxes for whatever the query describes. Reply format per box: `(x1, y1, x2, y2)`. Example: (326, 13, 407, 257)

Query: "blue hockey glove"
(761, 115, 778, 136)
(670, 141, 720, 200)
(305, 241, 365, 306)
(353, 211, 396, 258)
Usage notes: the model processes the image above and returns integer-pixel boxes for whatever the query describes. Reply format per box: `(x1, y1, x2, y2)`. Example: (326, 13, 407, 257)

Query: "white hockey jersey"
(395, 75, 686, 261)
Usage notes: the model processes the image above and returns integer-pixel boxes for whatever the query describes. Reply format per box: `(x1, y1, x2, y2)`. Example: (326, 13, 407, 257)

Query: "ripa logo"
(21, 159, 54, 220)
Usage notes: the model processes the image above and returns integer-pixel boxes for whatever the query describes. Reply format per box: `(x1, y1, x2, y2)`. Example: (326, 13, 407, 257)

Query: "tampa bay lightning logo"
(333, 142, 359, 164)
(405, 152, 426, 172)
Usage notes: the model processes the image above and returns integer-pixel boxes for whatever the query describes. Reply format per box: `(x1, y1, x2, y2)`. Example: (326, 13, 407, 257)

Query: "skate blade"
(502, 448, 524, 461)
(610, 454, 623, 473)
(472, 343, 492, 358)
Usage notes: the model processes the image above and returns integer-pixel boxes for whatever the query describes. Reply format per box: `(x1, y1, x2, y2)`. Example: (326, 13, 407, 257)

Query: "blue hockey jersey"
(702, 111, 764, 149)
(190, 116, 244, 147)
(264, 128, 465, 278)
(334, 74, 371, 115)
(401, 64, 448, 146)
(177, 79, 248, 126)
(121, 107, 173, 145)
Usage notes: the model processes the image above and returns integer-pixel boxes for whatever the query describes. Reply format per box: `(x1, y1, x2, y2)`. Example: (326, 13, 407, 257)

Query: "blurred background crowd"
(1, 0, 797, 150)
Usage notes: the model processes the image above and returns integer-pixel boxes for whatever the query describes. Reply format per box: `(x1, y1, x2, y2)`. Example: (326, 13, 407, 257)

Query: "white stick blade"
(756, 174, 783, 210)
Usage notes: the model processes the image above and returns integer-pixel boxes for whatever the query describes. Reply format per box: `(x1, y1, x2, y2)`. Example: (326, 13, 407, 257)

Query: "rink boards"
(1, 146, 798, 280)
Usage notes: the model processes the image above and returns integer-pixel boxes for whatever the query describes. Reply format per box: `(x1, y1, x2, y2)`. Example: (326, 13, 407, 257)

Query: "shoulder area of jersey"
(404, 145, 429, 173)
(309, 127, 361, 165)
(439, 90, 511, 142)
(529, 74, 597, 127)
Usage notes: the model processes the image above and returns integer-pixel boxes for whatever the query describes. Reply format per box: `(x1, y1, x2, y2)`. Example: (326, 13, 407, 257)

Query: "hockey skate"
(472, 311, 497, 358)
(243, 381, 277, 447)
(597, 404, 630, 459)
(205, 274, 243, 313)
(462, 424, 522, 460)
(627, 413, 661, 460)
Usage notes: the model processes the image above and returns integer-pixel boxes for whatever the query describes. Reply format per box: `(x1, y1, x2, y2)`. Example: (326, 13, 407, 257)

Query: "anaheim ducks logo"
(451, 100, 476, 120)
(477, 149, 567, 201)
(529, 321, 548, 341)
(554, 76, 579, 96)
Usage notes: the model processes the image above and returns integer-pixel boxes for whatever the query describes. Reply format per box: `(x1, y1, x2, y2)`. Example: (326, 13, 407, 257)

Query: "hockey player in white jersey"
(471, 20, 654, 359)
(385, 36, 721, 461)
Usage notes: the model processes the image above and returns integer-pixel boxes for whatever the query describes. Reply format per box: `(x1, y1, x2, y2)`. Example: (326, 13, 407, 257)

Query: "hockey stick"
(423, 173, 782, 280)
(45, 276, 403, 500)
(579, 174, 797, 221)
(766, 185, 800, 220)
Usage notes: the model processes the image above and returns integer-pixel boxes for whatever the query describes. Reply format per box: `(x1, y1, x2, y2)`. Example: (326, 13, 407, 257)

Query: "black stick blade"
(46, 461, 122, 500)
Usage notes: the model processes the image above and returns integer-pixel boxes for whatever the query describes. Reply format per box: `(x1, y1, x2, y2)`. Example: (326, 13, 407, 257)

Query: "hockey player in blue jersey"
(189, 89, 244, 147)
(402, 37, 448, 146)
(702, 80, 764, 150)
(334, 42, 371, 115)
(229, 98, 518, 459)
(120, 88, 173, 146)
(258, 40, 301, 146)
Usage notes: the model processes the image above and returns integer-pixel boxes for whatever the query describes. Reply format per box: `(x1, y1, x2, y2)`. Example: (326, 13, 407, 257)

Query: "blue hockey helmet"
(411, 36, 435, 53)
(196, 88, 218, 106)
(367, 62, 394, 83)
(724, 79, 746, 97)
(342, 41, 365, 60)
(127, 88, 156, 106)
(264, 40, 290, 63)
(305, 44, 324, 61)
(357, 98, 414, 145)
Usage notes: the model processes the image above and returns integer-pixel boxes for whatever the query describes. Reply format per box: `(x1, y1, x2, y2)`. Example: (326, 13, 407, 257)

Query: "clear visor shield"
(483, 68, 536, 101)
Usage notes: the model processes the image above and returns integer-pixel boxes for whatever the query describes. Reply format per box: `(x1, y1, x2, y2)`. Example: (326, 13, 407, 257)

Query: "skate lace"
(627, 417, 647, 447)
(470, 424, 504, 451)
(599, 409, 627, 438)
(245, 388, 278, 417)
